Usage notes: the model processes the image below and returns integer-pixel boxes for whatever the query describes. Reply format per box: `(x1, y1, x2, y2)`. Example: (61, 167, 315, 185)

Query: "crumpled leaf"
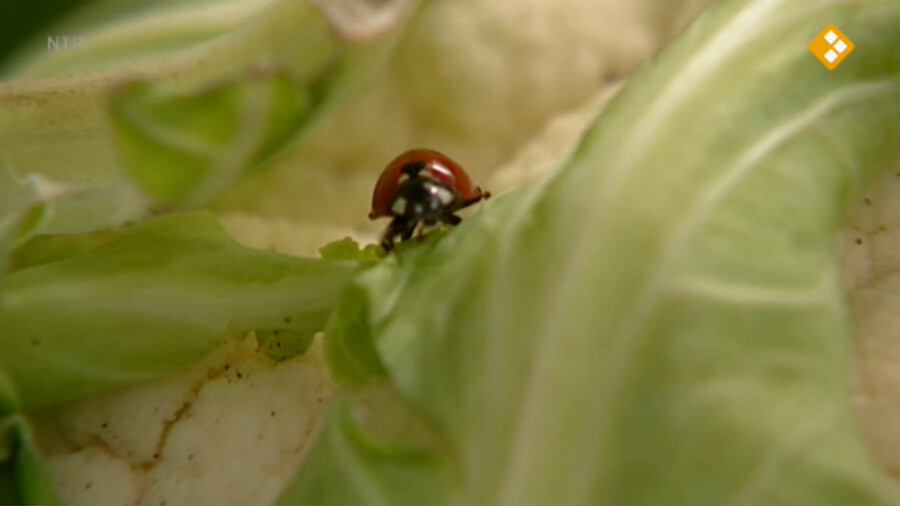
(0, 212, 358, 410)
(319, 237, 385, 263)
(303, 0, 900, 504)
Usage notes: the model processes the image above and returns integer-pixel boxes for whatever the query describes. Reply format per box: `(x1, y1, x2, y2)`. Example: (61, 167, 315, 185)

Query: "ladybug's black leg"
(381, 216, 404, 252)
(382, 215, 417, 252)
(380, 234, 395, 252)
(400, 219, 417, 241)
(443, 213, 462, 226)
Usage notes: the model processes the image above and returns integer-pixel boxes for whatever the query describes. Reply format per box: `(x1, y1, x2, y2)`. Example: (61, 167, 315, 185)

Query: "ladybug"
(369, 149, 490, 251)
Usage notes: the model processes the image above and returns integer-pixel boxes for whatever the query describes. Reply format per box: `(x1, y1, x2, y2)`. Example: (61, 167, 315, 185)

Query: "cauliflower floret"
(136, 343, 330, 506)
(210, 0, 720, 232)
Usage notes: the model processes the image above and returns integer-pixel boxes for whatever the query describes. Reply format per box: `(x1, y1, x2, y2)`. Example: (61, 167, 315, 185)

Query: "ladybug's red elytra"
(369, 149, 490, 251)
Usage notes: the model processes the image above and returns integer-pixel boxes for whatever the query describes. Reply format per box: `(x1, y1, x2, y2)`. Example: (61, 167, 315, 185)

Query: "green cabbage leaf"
(0, 212, 357, 411)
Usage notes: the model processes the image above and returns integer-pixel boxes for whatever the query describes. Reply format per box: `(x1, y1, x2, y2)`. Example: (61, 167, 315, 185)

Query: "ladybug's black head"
(388, 176, 457, 225)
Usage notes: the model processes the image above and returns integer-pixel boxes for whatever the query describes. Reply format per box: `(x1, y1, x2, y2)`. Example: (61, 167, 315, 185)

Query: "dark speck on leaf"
(236, 372, 243, 379)
(85, 482, 92, 490)
(153, 453, 160, 459)
(271, 410, 276, 417)
(284, 317, 291, 324)
(30, 339, 40, 346)
(188, 454, 194, 461)
(224, 364, 230, 371)
(857, 238, 864, 245)
(101, 422, 108, 429)
(864, 197, 872, 206)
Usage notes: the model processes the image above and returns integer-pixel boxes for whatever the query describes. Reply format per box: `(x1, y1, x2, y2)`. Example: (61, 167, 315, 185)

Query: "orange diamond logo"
(809, 25, 854, 70)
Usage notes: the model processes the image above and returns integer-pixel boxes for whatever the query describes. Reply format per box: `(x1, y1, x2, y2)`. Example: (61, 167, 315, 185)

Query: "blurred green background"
(0, 1, 90, 68)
